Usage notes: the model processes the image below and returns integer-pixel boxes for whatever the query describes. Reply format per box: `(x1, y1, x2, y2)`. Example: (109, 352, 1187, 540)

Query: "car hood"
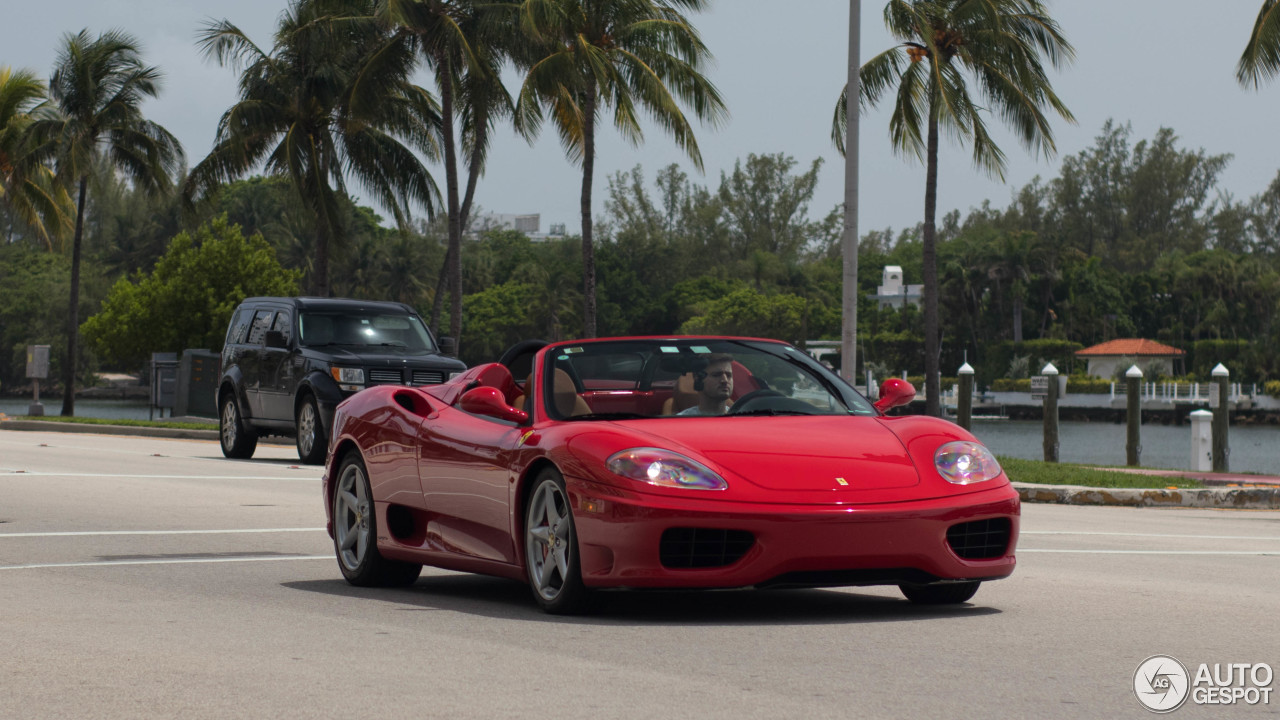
(307, 346, 453, 367)
(614, 415, 920, 493)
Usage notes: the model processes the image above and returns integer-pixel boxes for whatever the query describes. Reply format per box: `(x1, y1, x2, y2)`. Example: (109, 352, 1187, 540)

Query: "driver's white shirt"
(677, 405, 727, 416)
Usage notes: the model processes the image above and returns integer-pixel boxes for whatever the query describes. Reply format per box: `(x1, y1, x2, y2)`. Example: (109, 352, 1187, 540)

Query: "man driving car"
(678, 354, 734, 415)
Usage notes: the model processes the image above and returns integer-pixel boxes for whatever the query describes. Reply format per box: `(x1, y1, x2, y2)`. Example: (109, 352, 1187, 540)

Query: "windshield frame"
(538, 338, 877, 421)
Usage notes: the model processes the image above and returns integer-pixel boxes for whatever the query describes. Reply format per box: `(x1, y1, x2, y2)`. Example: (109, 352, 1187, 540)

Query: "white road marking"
(0, 555, 332, 570)
(1023, 531, 1280, 541)
(1020, 549, 1280, 555)
(0, 528, 324, 538)
(1, 472, 315, 480)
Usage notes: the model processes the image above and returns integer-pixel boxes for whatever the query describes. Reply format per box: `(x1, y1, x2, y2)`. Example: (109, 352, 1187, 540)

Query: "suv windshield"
(541, 339, 876, 420)
(299, 311, 437, 351)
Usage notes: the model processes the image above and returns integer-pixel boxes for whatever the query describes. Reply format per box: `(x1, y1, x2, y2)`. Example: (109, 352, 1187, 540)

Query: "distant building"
(1074, 338, 1185, 378)
(872, 265, 923, 310)
(469, 213, 569, 241)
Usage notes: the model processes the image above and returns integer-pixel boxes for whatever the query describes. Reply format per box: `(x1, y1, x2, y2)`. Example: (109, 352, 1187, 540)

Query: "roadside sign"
(26, 345, 49, 379)
(1030, 375, 1048, 399)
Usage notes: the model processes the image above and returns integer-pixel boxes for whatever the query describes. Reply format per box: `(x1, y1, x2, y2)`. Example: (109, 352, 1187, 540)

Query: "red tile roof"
(1075, 339, 1185, 357)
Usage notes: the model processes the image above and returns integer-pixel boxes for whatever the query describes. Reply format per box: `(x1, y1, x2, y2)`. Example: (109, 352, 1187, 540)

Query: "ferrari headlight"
(330, 366, 365, 392)
(606, 448, 727, 491)
(934, 441, 1002, 485)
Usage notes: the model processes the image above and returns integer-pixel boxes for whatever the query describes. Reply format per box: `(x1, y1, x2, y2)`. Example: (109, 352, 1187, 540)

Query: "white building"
(872, 266, 923, 310)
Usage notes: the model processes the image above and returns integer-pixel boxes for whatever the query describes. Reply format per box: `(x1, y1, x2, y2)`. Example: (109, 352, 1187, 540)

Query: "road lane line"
(1019, 549, 1280, 555)
(0, 555, 333, 570)
(0, 528, 324, 538)
(1023, 531, 1280, 541)
(1, 472, 316, 480)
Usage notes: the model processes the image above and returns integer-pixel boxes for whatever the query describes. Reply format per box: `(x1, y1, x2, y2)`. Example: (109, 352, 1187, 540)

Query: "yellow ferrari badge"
(835, 477, 848, 486)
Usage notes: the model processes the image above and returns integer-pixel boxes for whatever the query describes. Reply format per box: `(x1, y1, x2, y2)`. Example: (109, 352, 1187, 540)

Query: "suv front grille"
(410, 370, 445, 385)
(367, 369, 404, 386)
(946, 518, 1012, 560)
(659, 528, 755, 569)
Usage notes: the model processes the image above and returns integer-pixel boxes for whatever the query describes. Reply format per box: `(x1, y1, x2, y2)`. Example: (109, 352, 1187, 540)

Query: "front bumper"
(567, 478, 1020, 589)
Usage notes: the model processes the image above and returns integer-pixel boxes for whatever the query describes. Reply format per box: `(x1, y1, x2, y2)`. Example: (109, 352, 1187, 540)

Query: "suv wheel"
(296, 395, 328, 465)
(220, 393, 258, 459)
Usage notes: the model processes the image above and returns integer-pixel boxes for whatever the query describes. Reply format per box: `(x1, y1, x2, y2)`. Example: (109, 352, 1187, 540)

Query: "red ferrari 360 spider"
(321, 336, 1019, 614)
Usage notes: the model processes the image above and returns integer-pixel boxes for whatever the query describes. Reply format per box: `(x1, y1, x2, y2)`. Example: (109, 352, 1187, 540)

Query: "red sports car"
(321, 337, 1019, 614)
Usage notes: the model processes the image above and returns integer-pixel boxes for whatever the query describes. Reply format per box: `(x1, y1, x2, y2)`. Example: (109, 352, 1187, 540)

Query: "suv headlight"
(330, 366, 365, 392)
(934, 441, 1002, 485)
(606, 448, 727, 490)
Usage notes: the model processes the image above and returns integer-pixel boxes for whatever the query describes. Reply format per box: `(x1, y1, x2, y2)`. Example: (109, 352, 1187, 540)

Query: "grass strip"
(1, 415, 215, 431)
(998, 456, 1204, 489)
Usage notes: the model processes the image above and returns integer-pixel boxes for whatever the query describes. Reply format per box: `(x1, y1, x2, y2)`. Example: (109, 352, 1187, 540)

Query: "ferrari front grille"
(659, 528, 755, 569)
(367, 369, 403, 385)
(946, 518, 1012, 560)
(410, 370, 445, 385)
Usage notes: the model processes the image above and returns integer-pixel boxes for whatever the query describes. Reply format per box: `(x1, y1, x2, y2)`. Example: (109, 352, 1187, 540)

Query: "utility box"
(176, 349, 219, 418)
(150, 352, 180, 418)
(1189, 409, 1213, 472)
(25, 345, 50, 379)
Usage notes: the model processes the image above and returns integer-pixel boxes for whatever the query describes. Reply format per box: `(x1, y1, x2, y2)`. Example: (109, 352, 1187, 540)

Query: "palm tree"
(0, 67, 71, 247)
(186, 0, 441, 297)
(35, 30, 183, 416)
(833, 0, 1074, 416)
(1239, 1, 1280, 87)
(514, 0, 727, 337)
(378, 0, 514, 353)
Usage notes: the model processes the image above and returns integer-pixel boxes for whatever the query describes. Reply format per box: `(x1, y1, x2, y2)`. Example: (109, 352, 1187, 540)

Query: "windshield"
(299, 311, 437, 351)
(541, 339, 876, 420)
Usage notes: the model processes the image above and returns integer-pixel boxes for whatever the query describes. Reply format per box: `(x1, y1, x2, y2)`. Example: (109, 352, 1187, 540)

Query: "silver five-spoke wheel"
(334, 462, 370, 572)
(524, 469, 589, 613)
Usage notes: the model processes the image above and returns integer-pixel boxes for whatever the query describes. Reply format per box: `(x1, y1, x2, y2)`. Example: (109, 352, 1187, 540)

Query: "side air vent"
(659, 528, 755, 569)
(946, 518, 1012, 560)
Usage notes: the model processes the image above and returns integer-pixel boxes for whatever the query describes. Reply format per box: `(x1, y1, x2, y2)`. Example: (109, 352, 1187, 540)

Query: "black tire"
(332, 452, 422, 587)
(295, 394, 328, 465)
(524, 467, 591, 614)
(219, 393, 258, 459)
(899, 581, 981, 605)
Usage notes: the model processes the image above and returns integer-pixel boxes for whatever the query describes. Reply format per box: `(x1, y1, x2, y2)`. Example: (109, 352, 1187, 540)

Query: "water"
(0, 398, 158, 421)
(2, 397, 1275, 475)
(970, 420, 1280, 476)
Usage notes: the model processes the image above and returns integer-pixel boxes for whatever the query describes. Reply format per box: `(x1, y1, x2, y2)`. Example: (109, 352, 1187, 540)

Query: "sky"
(2, 0, 1277, 238)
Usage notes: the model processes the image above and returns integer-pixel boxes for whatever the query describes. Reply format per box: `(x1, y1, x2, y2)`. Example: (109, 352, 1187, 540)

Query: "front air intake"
(659, 528, 755, 569)
(946, 518, 1012, 560)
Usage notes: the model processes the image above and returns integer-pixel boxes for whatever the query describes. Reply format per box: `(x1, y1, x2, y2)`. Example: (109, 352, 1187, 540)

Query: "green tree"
(378, 0, 514, 352)
(34, 30, 184, 416)
(1239, 1, 1280, 87)
(0, 67, 71, 247)
(836, 0, 1075, 416)
(514, 0, 728, 338)
(81, 216, 301, 368)
(186, 0, 440, 297)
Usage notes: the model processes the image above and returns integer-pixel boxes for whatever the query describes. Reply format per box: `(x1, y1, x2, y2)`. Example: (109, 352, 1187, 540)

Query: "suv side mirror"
(265, 330, 288, 349)
(438, 336, 456, 357)
(873, 378, 916, 413)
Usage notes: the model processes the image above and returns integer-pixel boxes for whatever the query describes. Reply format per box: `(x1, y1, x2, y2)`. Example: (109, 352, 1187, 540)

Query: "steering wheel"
(726, 389, 784, 414)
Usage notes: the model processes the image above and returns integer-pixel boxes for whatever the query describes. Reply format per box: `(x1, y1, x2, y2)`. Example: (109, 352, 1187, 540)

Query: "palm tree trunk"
(922, 99, 941, 417)
(580, 86, 598, 338)
(60, 175, 89, 416)
(439, 61, 463, 352)
(430, 243, 452, 331)
(314, 218, 331, 297)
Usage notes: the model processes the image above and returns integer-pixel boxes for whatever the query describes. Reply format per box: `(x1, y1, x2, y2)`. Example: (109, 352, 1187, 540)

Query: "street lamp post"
(841, 0, 861, 384)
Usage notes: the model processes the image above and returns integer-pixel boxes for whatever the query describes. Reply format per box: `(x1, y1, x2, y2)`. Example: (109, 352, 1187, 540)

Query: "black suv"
(217, 297, 465, 463)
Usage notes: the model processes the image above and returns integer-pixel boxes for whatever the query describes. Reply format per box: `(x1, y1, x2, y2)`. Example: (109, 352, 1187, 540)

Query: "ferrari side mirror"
(873, 378, 916, 413)
(459, 386, 528, 424)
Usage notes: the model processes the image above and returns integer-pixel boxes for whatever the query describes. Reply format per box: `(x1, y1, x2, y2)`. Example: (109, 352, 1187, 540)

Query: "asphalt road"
(2, 429, 1277, 719)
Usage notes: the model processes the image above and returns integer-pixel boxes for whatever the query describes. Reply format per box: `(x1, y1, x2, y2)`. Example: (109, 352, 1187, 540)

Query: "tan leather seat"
(661, 373, 701, 415)
(514, 370, 591, 416)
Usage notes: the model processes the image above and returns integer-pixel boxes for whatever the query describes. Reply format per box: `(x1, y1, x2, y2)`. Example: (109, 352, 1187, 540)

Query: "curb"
(1014, 482, 1280, 510)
